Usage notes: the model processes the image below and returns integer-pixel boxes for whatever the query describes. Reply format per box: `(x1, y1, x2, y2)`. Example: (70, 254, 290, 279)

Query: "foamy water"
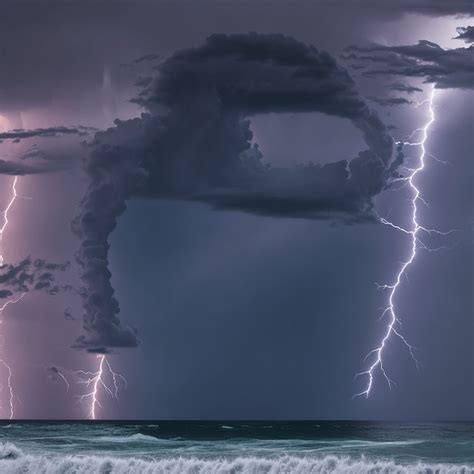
(0, 422, 472, 473)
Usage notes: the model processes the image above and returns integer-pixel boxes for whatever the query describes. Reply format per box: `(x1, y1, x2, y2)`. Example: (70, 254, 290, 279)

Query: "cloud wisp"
(0, 257, 71, 301)
(344, 38, 474, 90)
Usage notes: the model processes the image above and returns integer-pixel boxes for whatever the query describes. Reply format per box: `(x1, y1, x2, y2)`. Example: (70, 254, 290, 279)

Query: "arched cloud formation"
(73, 33, 399, 351)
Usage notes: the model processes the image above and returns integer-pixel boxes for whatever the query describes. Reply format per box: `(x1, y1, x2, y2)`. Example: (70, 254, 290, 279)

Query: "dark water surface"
(0, 421, 472, 472)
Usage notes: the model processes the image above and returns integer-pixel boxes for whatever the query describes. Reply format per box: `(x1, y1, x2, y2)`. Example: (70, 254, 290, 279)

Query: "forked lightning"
(77, 355, 127, 419)
(355, 86, 455, 397)
(0, 176, 20, 418)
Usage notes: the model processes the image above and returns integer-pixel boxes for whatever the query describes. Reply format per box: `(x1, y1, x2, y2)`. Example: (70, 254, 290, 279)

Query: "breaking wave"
(0, 444, 472, 474)
(0, 442, 23, 460)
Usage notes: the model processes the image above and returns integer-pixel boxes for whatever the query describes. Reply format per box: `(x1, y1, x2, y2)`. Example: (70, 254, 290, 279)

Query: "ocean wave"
(0, 442, 23, 460)
(93, 433, 160, 444)
(329, 439, 427, 449)
(0, 445, 472, 474)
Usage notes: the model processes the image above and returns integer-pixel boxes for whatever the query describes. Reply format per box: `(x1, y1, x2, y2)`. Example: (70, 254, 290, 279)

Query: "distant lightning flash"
(355, 86, 454, 397)
(0, 176, 20, 419)
(0, 293, 24, 419)
(76, 355, 127, 419)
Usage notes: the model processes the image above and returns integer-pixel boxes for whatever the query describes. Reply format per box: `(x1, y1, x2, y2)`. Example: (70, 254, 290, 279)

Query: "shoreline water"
(0, 421, 472, 472)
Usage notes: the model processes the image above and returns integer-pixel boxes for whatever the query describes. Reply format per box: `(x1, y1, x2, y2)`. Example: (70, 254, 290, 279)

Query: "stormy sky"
(0, 0, 472, 420)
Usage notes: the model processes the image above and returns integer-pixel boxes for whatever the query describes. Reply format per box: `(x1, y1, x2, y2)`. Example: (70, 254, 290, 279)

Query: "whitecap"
(0, 442, 23, 460)
(0, 449, 472, 474)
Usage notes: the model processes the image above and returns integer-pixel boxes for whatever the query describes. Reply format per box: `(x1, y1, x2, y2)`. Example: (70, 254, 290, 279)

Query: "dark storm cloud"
(0, 128, 94, 176)
(314, 0, 473, 19)
(132, 53, 161, 64)
(71, 133, 144, 351)
(0, 146, 77, 176)
(345, 40, 474, 90)
(454, 26, 474, 43)
(72, 33, 398, 351)
(368, 96, 413, 107)
(137, 32, 395, 202)
(134, 76, 153, 89)
(0, 158, 69, 176)
(0, 289, 13, 299)
(0, 127, 80, 142)
(389, 83, 423, 94)
(0, 0, 469, 136)
(0, 257, 71, 301)
(382, 0, 473, 16)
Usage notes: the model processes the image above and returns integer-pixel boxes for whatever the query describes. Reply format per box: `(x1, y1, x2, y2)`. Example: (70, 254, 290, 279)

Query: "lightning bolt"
(0, 176, 18, 266)
(354, 86, 455, 397)
(0, 176, 20, 419)
(0, 291, 23, 419)
(76, 355, 127, 419)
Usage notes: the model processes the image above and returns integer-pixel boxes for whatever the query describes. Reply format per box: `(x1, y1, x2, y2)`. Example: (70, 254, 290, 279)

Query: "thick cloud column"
(72, 140, 145, 351)
(73, 33, 396, 351)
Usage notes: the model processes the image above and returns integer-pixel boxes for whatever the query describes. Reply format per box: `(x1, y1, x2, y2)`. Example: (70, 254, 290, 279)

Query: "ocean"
(0, 421, 472, 473)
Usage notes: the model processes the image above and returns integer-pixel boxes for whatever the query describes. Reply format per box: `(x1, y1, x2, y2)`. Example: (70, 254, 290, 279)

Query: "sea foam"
(0, 444, 472, 474)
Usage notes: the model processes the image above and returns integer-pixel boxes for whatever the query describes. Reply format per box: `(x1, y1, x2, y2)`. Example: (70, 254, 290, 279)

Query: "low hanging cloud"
(0, 127, 96, 176)
(0, 257, 71, 301)
(0, 158, 70, 176)
(389, 83, 423, 94)
(344, 37, 474, 90)
(0, 126, 81, 142)
(454, 26, 474, 43)
(72, 32, 399, 352)
(368, 96, 414, 107)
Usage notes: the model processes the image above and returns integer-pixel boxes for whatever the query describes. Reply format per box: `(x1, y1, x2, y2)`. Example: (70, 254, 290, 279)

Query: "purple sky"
(0, 0, 472, 420)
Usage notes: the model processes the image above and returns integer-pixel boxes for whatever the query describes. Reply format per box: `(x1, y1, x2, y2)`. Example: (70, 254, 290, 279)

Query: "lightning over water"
(0, 176, 18, 267)
(77, 355, 127, 420)
(0, 175, 125, 419)
(354, 86, 455, 398)
(0, 176, 20, 419)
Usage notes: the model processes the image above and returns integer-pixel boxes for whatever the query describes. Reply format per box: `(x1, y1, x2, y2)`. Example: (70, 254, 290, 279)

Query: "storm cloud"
(387, 0, 473, 16)
(71, 33, 399, 351)
(0, 158, 70, 176)
(389, 83, 423, 94)
(345, 39, 474, 90)
(454, 26, 474, 43)
(368, 96, 414, 107)
(0, 257, 71, 301)
(0, 126, 80, 142)
(0, 128, 94, 176)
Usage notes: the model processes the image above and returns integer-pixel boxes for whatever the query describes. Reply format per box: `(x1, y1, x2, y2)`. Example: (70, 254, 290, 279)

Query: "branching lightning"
(76, 355, 127, 419)
(354, 86, 455, 398)
(0, 176, 18, 266)
(0, 176, 20, 419)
